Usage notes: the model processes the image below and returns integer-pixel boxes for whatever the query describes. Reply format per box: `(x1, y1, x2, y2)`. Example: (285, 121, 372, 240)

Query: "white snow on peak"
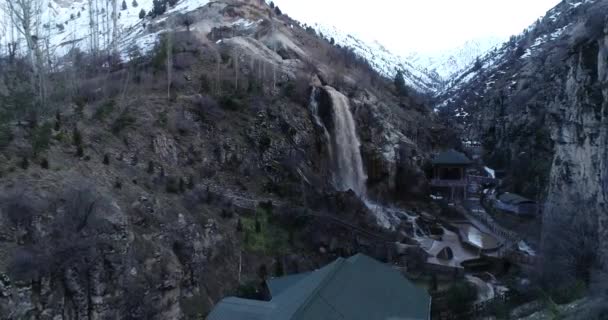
(406, 36, 505, 82)
(310, 23, 442, 93)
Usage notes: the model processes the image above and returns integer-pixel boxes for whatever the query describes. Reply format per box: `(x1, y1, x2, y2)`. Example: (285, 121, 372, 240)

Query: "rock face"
(438, 0, 608, 287)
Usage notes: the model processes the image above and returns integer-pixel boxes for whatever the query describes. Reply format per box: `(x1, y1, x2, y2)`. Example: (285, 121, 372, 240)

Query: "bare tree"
(234, 48, 239, 90)
(3, 0, 47, 109)
(166, 30, 173, 100)
(88, 0, 100, 54)
(3, 0, 42, 71)
(540, 209, 599, 288)
(111, 0, 118, 53)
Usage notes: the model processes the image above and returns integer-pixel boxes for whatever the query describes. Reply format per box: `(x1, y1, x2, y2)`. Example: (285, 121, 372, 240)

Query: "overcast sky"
(274, 0, 562, 54)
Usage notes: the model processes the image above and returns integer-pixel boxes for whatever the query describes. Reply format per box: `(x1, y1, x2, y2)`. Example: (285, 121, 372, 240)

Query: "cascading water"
(309, 85, 413, 230)
(308, 87, 333, 160)
(323, 86, 367, 197)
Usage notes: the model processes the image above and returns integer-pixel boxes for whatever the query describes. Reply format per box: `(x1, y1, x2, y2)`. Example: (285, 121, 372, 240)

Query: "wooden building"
(430, 149, 473, 201)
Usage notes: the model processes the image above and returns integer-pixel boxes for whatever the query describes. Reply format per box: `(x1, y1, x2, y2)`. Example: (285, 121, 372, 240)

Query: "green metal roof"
(207, 254, 431, 320)
(267, 272, 312, 297)
(431, 149, 472, 165)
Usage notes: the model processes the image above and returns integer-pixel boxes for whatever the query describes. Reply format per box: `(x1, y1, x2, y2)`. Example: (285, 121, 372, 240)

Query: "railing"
(467, 175, 499, 185)
(430, 179, 467, 187)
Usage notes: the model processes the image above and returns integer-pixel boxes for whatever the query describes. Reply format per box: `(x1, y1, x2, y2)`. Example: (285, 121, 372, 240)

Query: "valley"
(0, 0, 606, 319)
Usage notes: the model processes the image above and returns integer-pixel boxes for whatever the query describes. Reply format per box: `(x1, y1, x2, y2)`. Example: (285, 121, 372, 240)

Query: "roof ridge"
(289, 257, 348, 319)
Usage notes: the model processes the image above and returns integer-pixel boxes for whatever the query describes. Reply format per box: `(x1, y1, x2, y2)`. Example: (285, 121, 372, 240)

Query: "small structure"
(494, 192, 537, 216)
(430, 149, 473, 201)
(207, 254, 431, 320)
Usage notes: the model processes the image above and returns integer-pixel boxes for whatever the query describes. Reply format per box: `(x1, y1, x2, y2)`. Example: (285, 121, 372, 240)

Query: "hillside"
(0, 0, 449, 318)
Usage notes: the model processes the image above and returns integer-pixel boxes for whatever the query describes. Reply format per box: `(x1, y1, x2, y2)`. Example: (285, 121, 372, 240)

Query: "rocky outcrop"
(543, 25, 608, 289)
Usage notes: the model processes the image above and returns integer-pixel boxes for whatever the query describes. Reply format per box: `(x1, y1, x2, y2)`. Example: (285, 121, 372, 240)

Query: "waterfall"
(310, 85, 410, 230)
(308, 87, 333, 161)
(325, 87, 367, 196)
(319, 86, 367, 196)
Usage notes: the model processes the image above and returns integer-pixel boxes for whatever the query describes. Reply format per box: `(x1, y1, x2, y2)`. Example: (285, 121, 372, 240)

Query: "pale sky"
(274, 0, 562, 54)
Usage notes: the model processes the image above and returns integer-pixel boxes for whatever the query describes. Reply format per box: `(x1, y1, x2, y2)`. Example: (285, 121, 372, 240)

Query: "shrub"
(111, 111, 136, 134)
(258, 200, 274, 214)
(166, 176, 180, 193)
(147, 161, 155, 174)
(40, 158, 49, 169)
(445, 281, 478, 315)
(76, 145, 84, 157)
(0, 124, 13, 150)
(72, 127, 82, 146)
(20, 157, 29, 170)
(103, 154, 110, 165)
(255, 218, 261, 233)
(274, 258, 284, 277)
(187, 175, 194, 189)
(31, 122, 53, 155)
(191, 95, 223, 121)
(548, 280, 587, 305)
(219, 96, 244, 111)
(221, 209, 233, 219)
(236, 281, 263, 300)
(236, 219, 243, 232)
(94, 99, 116, 120)
(2, 193, 35, 227)
(179, 178, 186, 193)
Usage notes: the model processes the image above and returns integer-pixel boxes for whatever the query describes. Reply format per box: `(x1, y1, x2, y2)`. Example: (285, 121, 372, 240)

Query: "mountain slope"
(406, 36, 504, 83)
(309, 24, 443, 93)
(0, 1, 447, 318)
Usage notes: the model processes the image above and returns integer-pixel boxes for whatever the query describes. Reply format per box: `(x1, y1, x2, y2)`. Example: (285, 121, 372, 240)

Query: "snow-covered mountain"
(405, 36, 505, 82)
(0, 0, 213, 59)
(1, 0, 452, 94)
(308, 24, 443, 93)
(435, 0, 598, 112)
(0, 0, 515, 95)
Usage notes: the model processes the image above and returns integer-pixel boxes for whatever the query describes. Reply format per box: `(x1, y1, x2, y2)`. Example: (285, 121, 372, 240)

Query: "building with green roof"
(207, 254, 431, 320)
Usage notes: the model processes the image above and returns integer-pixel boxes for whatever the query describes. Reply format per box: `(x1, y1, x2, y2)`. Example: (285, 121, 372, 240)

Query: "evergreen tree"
(20, 157, 29, 170)
(255, 218, 261, 233)
(122, 0, 127, 10)
(473, 57, 483, 71)
(132, 0, 138, 7)
(151, 0, 166, 17)
(103, 154, 110, 165)
(139, 9, 146, 19)
(168, 0, 178, 6)
(40, 158, 49, 169)
(72, 127, 82, 146)
(76, 145, 84, 157)
(394, 70, 408, 97)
